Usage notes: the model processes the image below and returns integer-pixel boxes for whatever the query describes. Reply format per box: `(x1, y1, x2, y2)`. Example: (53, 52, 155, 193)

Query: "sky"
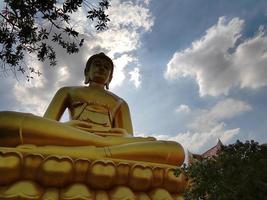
(1, 0, 267, 154)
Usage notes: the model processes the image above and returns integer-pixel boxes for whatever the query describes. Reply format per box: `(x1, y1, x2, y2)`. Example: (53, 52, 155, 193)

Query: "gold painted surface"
(115, 162, 130, 185)
(95, 191, 109, 200)
(73, 158, 91, 182)
(61, 183, 94, 200)
(23, 154, 44, 180)
(41, 188, 59, 200)
(38, 156, 73, 187)
(0, 53, 187, 199)
(149, 188, 173, 200)
(164, 168, 188, 193)
(0, 180, 186, 200)
(87, 160, 116, 189)
(152, 167, 165, 188)
(129, 164, 153, 191)
(136, 192, 151, 200)
(172, 194, 185, 200)
(109, 186, 135, 200)
(0, 181, 43, 200)
(0, 52, 185, 166)
(0, 151, 22, 185)
(0, 149, 186, 193)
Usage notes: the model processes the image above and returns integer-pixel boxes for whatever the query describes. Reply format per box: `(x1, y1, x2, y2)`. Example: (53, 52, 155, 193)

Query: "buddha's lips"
(94, 71, 106, 76)
(93, 73, 108, 80)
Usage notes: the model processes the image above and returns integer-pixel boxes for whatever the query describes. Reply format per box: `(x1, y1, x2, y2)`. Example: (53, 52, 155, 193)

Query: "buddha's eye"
(104, 65, 109, 69)
(103, 63, 111, 70)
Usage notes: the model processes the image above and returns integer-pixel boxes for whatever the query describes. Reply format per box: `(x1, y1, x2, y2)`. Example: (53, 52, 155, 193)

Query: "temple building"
(188, 139, 224, 164)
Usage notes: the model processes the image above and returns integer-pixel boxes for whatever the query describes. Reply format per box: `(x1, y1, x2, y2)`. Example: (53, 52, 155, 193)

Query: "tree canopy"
(180, 140, 267, 200)
(0, 0, 110, 79)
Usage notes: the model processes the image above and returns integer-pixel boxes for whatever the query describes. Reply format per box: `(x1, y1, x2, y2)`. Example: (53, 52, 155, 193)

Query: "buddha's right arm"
(113, 101, 133, 135)
(43, 87, 69, 121)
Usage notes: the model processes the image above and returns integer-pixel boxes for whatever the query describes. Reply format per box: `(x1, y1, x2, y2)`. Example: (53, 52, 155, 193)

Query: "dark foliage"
(179, 140, 267, 200)
(0, 0, 110, 79)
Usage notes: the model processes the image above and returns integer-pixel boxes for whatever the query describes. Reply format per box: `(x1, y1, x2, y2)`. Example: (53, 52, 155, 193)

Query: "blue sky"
(1, 0, 267, 153)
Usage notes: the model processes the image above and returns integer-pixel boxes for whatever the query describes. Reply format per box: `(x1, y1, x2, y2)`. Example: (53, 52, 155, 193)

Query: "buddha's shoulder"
(56, 86, 125, 103)
(55, 86, 80, 94)
(104, 90, 125, 103)
(105, 90, 127, 105)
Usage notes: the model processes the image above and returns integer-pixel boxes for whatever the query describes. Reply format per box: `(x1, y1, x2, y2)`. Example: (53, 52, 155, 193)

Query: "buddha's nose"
(98, 66, 106, 72)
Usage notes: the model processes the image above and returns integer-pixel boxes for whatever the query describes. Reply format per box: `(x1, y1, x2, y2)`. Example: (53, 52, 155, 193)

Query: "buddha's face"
(88, 57, 112, 85)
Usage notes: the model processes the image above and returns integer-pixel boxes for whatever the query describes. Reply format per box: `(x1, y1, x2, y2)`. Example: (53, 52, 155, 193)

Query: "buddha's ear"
(105, 75, 113, 90)
(105, 83, 109, 90)
(84, 75, 90, 84)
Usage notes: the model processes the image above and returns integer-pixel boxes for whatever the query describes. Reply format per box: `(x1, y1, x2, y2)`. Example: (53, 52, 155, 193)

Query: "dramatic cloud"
(129, 67, 141, 88)
(165, 17, 267, 96)
(13, 59, 72, 115)
(136, 0, 151, 6)
(167, 123, 240, 153)
(175, 104, 191, 114)
(189, 98, 252, 131)
(4, 0, 154, 116)
(153, 98, 251, 152)
(111, 54, 137, 88)
(108, 0, 153, 32)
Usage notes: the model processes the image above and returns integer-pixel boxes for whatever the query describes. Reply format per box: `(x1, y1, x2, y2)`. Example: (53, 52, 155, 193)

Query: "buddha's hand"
(63, 120, 92, 131)
(109, 128, 127, 134)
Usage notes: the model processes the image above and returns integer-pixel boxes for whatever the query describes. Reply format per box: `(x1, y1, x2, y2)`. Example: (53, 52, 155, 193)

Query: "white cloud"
(13, 84, 48, 115)
(2, 0, 154, 115)
(165, 17, 267, 96)
(108, 0, 154, 32)
(96, 29, 140, 56)
(110, 54, 137, 88)
(12, 63, 73, 116)
(55, 65, 70, 87)
(152, 98, 251, 153)
(169, 123, 240, 153)
(189, 98, 252, 132)
(136, 0, 150, 6)
(144, 0, 150, 5)
(145, 123, 239, 153)
(209, 98, 252, 120)
(129, 67, 141, 88)
(175, 104, 191, 114)
(90, 0, 154, 57)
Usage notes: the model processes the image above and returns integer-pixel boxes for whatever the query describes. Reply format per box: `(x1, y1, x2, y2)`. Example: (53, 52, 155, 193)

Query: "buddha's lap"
(0, 111, 185, 165)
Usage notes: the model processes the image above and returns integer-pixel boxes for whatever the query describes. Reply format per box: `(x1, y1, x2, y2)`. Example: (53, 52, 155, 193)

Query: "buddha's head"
(84, 52, 114, 89)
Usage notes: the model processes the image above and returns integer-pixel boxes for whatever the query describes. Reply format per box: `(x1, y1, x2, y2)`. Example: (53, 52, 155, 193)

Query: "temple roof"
(202, 139, 223, 158)
(188, 139, 224, 164)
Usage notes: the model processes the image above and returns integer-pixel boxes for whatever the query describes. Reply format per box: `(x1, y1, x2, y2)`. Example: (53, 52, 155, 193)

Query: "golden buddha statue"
(0, 53, 184, 166)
